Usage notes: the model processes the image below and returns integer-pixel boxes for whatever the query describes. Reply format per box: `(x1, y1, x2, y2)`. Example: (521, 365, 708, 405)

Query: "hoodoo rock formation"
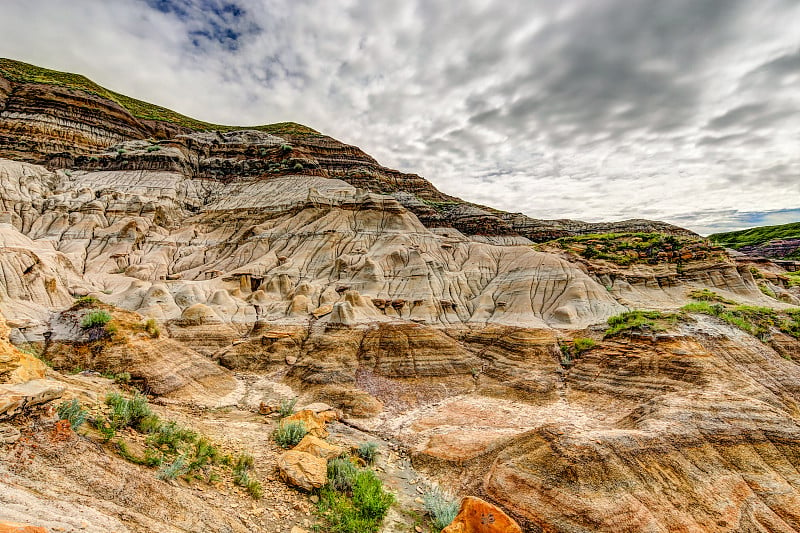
(1, 58, 799, 533)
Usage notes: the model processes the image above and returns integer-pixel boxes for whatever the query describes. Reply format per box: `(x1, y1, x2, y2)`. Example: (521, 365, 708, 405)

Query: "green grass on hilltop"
(709, 222, 800, 250)
(543, 232, 725, 266)
(0, 58, 319, 136)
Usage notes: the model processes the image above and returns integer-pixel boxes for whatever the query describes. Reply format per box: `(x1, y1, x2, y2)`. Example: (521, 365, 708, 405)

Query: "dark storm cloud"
(1, 0, 799, 233)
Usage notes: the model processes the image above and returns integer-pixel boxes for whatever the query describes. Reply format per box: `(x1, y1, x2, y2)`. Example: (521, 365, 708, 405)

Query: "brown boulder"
(0, 521, 48, 533)
(293, 434, 344, 460)
(442, 497, 522, 533)
(283, 409, 329, 438)
(277, 450, 327, 491)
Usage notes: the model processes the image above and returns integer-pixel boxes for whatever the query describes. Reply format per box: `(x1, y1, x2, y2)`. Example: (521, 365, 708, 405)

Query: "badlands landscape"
(1, 58, 800, 533)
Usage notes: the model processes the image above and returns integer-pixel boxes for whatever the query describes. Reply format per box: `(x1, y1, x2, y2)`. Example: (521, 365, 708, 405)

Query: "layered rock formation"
(0, 58, 799, 533)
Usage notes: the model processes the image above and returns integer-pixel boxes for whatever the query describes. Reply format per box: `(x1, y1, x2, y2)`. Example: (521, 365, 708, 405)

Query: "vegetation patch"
(315, 460, 395, 533)
(682, 301, 800, 341)
(81, 393, 261, 494)
(278, 397, 298, 418)
(56, 398, 88, 430)
(688, 289, 736, 304)
(423, 486, 459, 533)
(355, 442, 379, 465)
(273, 420, 308, 448)
(709, 222, 800, 250)
(542, 233, 725, 266)
(604, 310, 678, 337)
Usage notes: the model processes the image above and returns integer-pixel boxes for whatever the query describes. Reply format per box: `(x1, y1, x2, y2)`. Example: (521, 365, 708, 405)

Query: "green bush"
(143, 318, 160, 338)
(356, 442, 379, 465)
(328, 458, 359, 492)
(316, 467, 395, 533)
(281, 143, 293, 153)
(56, 398, 88, 430)
(572, 337, 596, 354)
(147, 420, 198, 452)
(157, 455, 188, 480)
(146, 145, 161, 152)
(105, 392, 153, 432)
(278, 397, 298, 418)
(80, 310, 112, 329)
(423, 486, 460, 532)
(233, 454, 262, 499)
(273, 420, 308, 448)
(73, 295, 99, 308)
(605, 310, 675, 337)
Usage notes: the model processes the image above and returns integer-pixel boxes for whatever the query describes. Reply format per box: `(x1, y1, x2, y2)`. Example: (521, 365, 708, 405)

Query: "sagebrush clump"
(424, 486, 460, 532)
(273, 420, 308, 448)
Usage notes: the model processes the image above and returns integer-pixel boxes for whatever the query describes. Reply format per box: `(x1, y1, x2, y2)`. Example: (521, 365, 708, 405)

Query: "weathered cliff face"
(0, 158, 628, 334)
(2, 58, 800, 533)
(483, 322, 800, 532)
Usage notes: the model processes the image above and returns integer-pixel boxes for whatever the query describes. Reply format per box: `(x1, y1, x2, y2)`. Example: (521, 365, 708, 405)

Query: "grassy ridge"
(0, 58, 319, 136)
(542, 232, 725, 266)
(709, 221, 800, 250)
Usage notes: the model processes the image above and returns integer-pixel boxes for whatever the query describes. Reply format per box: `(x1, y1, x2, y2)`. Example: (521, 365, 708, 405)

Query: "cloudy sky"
(1, 0, 799, 234)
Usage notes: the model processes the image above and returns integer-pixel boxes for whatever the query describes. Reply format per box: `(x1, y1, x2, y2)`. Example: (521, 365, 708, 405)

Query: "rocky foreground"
(1, 58, 800, 532)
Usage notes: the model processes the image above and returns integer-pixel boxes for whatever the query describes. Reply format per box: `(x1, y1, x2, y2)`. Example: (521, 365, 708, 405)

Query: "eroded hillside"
(1, 58, 800, 533)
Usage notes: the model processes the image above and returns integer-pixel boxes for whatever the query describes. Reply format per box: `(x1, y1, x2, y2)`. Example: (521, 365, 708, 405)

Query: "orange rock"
(283, 409, 329, 438)
(442, 497, 522, 533)
(0, 521, 48, 533)
(0, 312, 47, 384)
(293, 434, 344, 460)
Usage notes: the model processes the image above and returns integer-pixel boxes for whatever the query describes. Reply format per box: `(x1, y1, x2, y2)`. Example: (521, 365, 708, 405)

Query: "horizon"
(1, 0, 798, 235)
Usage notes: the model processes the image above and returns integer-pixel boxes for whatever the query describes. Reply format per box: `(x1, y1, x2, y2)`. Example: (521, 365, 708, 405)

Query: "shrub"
(605, 310, 675, 337)
(146, 145, 161, 152)
(423, 486, 460, 532)
(278, 397, 298, 418)
(56, 398, 88, 430)
(80, 310, 112, 329)
(328, 457, 359, 492)
(147, 420, 198, 451)
(351, 469, 394, 520)
(73, 295, 99, 308)
(273, 420, 308, 448)
(316, 468, 395, 533)
(157, 455, 188, 481)
(143, 318, 160, 338)
(572, 337, 596, 354)
(105, 392, 153, 431)
(356, 442, 379, 465)
(293, 163, 304, 171)
(233, 454, 262, 499)
(280, 143, 293, 153)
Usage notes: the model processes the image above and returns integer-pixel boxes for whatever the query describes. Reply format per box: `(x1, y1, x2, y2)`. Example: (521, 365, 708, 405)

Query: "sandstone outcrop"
(442, 496, 522, 533)
(0, 522, 48, 533)
(0, 311, 46, 384)
(0, 379, 64, 420)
